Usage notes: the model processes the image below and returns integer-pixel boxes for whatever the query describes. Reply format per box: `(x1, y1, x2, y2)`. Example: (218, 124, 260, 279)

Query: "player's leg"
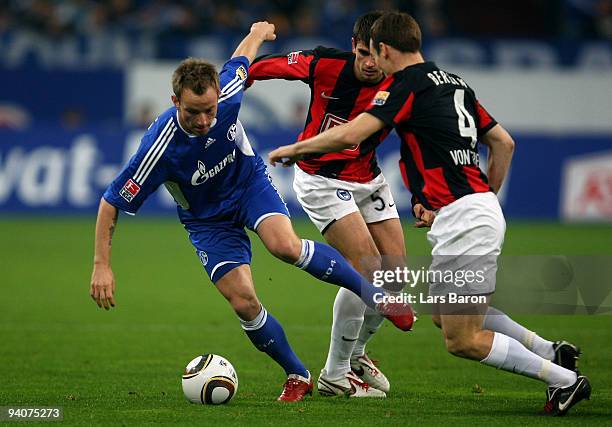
(439, 308, 590, 415)
(353, 217, 406, 354)
(215, 265, 308, 376)
(242, 165, 415, 331)
(322, 213, 380, 376)
(288, 169, 401, 395)
(214, 265, 313, 401)
(292, 167, 381, 389)
(316, 213, 387, 396)
(431, 193, 589, 414)
(256, 214, 413, 332)
(429, 192, 579, 371)
(483, 307, 580, 372)
(348, 181, 406, 391)
(256, 214, 382, 306)
(440, 308, 577, 386)
(187, 221, 312, 401)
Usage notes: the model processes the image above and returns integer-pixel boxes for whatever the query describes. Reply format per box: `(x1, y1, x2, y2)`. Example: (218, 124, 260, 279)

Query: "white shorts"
(293, 166, 400, 233)
(427, 192, 506, 296)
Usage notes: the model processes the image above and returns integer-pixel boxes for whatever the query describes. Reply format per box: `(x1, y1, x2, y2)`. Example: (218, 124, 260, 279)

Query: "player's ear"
(171, 95, 180, 109)
(351, 37, 356, 52)
(380, 43, 389, 59)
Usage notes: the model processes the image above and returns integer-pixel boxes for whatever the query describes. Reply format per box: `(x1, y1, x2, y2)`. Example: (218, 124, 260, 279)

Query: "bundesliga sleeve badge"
(120, 178, 141, 202)
(372, 91, 390, 106)
(236, 65, 247, 81)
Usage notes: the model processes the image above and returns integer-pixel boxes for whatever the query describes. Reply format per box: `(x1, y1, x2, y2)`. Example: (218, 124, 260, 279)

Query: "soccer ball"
(181, 354, 238, 405)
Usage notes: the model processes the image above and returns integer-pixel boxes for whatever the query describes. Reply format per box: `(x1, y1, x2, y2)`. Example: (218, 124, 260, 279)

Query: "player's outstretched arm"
(480, 123, 515, 193)
(90, 198, 118, 310)
(268, 112, 385, 166)
(231, 21, 276, 64)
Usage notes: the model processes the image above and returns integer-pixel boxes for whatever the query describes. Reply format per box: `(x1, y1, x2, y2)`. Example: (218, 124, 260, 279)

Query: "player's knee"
(230, 295, 261, 320)
(444, 333, 478, 358)
(351, 254, 382, 281)
(268, 237, 302, 263)
(444, 335, 468, 357)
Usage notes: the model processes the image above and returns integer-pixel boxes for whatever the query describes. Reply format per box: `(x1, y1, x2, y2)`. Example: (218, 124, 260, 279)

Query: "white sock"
(352, 307, 385, 357)
(238, 305, 266, 330)
(323, 288, 366, 379)
(483, 307, 555, 360)
(481, 332, 576, 388)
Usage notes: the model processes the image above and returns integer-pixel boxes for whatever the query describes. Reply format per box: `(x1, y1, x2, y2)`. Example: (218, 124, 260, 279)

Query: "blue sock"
(240, 306, 308, 378)
(294, 240, 382, 309)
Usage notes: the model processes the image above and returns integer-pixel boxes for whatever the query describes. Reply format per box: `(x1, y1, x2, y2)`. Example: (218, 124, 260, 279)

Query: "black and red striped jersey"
(247, 47, 391, 183)
(366, 62, 497, 210)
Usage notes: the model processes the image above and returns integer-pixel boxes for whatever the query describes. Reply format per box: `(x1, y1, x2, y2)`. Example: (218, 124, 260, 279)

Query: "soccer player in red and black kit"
(247, 11, 408, 397)
(269, 12, 591, 415)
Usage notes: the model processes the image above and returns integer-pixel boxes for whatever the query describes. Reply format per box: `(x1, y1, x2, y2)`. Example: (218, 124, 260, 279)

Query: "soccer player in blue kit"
(89, 21, 414, 402)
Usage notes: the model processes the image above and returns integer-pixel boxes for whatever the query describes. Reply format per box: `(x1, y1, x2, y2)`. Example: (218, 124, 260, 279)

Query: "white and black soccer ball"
(181, 354, 238, 405)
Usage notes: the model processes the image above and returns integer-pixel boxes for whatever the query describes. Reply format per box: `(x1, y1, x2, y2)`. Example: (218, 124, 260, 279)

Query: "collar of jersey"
(175, 110, 217, 139)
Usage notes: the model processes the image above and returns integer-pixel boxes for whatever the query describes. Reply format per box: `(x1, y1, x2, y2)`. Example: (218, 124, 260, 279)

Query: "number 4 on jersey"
(454, 89, 477, 149)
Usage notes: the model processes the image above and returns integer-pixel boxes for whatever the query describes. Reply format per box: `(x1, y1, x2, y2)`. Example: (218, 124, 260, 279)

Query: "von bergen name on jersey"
(426, 69, 468, 88)
(449, 149, 480, 166)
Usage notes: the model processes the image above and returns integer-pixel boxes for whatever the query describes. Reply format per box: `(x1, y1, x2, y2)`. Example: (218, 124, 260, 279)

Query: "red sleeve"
(475, 99, 497, 135)
(365, 74, 414, 127)
(246, 50, 316, 88)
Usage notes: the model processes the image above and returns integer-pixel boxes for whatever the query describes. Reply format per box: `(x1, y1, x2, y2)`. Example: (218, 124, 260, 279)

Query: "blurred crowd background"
(1, 0, 611, 41)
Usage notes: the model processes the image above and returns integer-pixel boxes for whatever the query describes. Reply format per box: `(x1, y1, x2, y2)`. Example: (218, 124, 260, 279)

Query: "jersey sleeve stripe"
(133, 118, 174, 183)
(137, 124, 176, 185)
(221, 75, 241, 94)
(218, 84, 243, 103)
(475, 100, 497, 134)
(219, 76, 243, 100)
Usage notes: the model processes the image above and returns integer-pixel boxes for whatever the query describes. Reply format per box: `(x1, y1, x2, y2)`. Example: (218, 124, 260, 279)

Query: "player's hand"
(250, 21, 276, 42)
(413, 204, 435, 228)
(268, 144, 301, 167)
(90, 264, 116, 310)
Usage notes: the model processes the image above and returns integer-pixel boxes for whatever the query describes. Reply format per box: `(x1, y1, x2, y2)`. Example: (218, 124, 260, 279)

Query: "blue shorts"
(187, 168, 289, 283)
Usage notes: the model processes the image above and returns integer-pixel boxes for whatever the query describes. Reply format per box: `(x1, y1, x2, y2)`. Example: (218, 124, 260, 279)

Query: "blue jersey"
(104, 56, 264, 223)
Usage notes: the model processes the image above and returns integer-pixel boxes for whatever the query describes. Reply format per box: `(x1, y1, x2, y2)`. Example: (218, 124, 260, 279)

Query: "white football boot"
(350, 354, 390, 393)
(317, 369, 386, 397)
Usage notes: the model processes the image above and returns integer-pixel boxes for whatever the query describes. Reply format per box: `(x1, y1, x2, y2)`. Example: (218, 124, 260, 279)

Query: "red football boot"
(277, 372, 313, 402)
(376, 300, 416, 331)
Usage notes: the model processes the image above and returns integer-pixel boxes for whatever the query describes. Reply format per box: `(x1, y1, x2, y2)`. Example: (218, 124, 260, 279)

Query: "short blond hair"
(172, 58, 219, 98)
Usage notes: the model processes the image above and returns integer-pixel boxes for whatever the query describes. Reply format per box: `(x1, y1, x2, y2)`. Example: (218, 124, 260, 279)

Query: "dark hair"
(371, 12, 422, 54)
(352, 10, 384, 45)
(172, 58, 219, 98)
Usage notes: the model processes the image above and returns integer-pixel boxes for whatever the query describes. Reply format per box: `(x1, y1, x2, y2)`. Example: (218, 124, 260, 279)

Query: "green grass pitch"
(1, 218, 611, 425)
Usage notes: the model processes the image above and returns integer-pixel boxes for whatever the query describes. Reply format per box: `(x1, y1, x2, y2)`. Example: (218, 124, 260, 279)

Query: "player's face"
(352, 40, 383, 83)
(173, 87, 219, 136)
